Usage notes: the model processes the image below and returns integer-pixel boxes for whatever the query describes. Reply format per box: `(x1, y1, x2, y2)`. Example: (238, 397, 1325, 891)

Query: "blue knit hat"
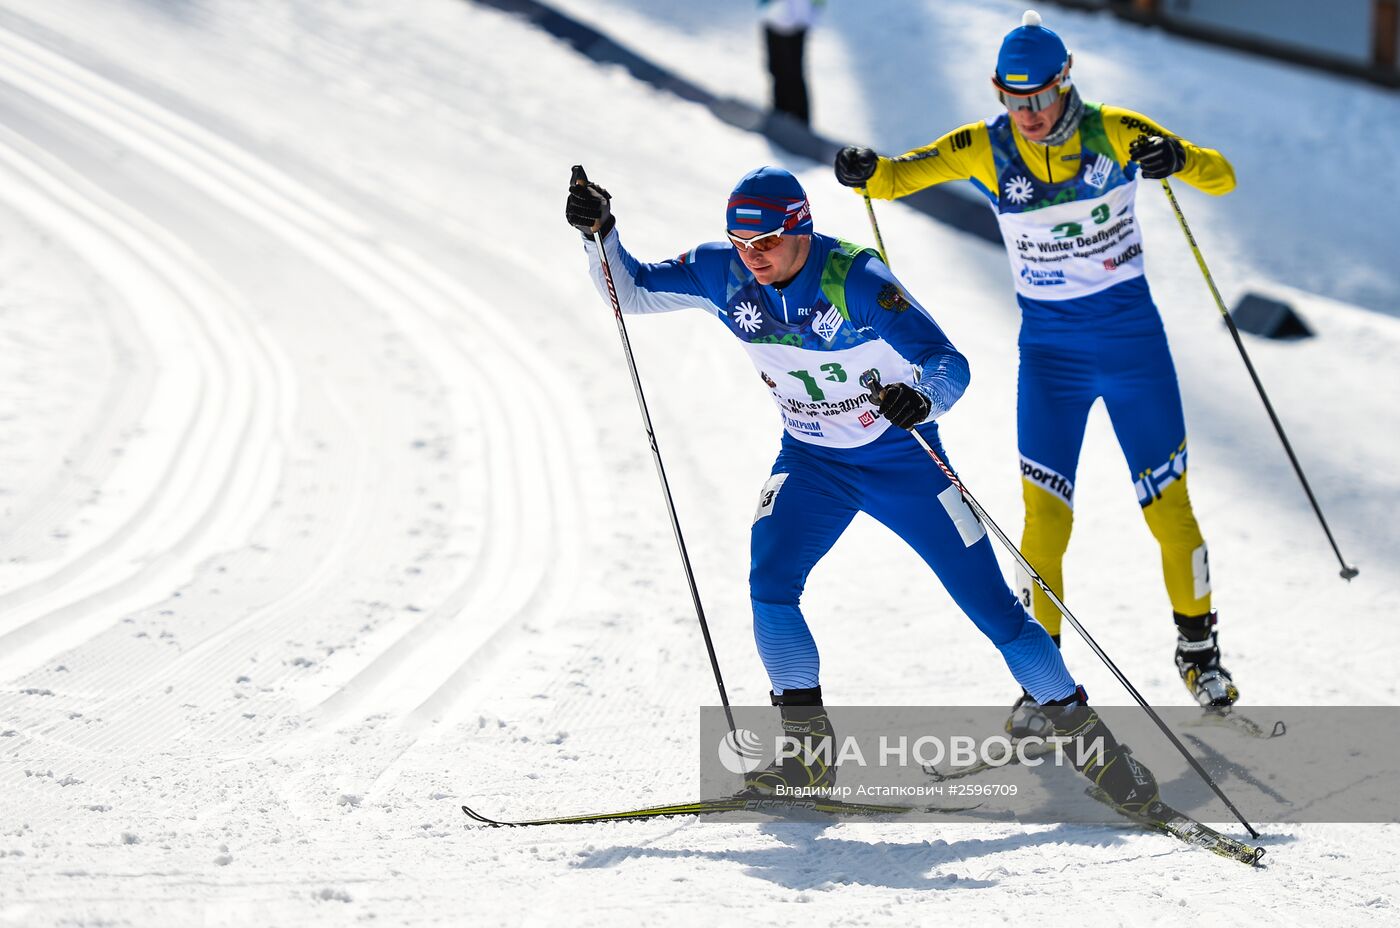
(996, 10, 1069, 90)
(726, 166, 813, 235)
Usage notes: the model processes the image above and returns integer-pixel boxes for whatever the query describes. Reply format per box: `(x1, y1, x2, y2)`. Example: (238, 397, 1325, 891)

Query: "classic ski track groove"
(0, 132, 283, 686)
(0, 241, 156, 578)
(0, 19, 594, 792)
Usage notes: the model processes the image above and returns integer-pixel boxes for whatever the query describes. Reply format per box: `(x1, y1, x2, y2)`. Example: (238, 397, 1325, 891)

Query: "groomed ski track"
(0, 1, 1396, 924)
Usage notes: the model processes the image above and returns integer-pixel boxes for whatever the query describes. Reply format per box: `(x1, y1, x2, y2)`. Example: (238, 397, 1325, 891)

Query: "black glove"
(873, 382, 931, 430)
(834, 146, 878, 188)
(566, 177, 614, 236)
(1129, 135, 1186, 180)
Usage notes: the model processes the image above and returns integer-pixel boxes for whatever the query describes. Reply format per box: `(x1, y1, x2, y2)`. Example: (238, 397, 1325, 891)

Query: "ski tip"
(461, 804, 496, 826)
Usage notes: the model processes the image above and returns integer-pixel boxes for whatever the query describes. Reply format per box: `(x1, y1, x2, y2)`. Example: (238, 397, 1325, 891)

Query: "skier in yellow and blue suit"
(835, 10, 1240, 731)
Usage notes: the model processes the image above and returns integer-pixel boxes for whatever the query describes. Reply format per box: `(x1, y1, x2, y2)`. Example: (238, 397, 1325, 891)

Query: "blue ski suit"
(581, 227, 1076, 702)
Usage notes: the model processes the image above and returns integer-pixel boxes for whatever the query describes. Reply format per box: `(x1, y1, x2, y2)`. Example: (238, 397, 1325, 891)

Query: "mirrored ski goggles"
(727, 226, 786, 253)
(993, 71, 1068, 112)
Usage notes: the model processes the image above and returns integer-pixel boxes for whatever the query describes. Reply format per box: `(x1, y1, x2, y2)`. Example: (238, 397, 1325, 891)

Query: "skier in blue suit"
(565, 165, 1158, 814)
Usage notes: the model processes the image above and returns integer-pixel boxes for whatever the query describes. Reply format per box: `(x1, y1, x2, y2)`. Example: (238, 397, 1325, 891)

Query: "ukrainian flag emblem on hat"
(996, 10, 1069, 89)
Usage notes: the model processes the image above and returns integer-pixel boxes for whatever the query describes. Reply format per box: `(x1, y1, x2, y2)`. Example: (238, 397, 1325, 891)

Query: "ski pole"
(862, 193, 891, 269)
(1159, 178, 1357, 581)
(860, 370, 1260, 838)
(572, 165, 736, 734)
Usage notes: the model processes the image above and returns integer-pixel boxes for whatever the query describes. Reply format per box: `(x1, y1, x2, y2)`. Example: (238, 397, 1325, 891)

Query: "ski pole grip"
(859, 369, 885, 403)
(571, 164, 589, 187)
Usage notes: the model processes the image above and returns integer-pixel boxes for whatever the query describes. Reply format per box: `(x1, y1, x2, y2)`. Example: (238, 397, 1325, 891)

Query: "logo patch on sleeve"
(876, 284, 911, 312)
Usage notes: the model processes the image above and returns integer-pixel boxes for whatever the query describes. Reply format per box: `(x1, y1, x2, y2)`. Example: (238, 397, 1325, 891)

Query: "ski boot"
(742, 686, 837, 796)
(1174, 610, 1239, 707)
(1005, 689, 1055, 740)
(1043, 688, 1160, 815)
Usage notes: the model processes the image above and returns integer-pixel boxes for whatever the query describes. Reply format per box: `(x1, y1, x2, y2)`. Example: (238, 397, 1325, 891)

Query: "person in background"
(834, 10, 1240, 737)
(761, 0, 824, 125)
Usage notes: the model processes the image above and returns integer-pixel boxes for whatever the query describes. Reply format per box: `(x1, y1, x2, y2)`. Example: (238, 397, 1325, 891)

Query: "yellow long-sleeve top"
(864, 103, 1233, 303)
(865, 104, 1235, 201)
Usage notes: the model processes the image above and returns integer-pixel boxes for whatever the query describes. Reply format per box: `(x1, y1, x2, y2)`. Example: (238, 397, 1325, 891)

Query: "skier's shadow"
(571, 760, 1300, 890)
(572, 820, 1144, 892)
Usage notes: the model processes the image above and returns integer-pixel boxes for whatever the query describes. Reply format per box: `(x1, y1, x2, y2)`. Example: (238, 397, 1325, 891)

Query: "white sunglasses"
(727, 226, 786, 253)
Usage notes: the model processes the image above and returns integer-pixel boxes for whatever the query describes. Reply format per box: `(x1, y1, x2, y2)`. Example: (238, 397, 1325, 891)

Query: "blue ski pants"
(749, 423, 1077, 703)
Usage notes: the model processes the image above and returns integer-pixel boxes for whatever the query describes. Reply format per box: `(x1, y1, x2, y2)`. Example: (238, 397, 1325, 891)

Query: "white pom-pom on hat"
(1022, 10, 1043, 27)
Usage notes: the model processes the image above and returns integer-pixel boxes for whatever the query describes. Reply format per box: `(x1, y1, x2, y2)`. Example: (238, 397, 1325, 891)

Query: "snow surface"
(0, 0, 1396, 924)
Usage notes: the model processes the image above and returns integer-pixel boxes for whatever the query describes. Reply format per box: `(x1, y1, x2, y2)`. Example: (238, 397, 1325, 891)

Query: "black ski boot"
(1043, 688, 1160, 815)
(742, 686, 837, 796)
(1175, 610, 1239, 707)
